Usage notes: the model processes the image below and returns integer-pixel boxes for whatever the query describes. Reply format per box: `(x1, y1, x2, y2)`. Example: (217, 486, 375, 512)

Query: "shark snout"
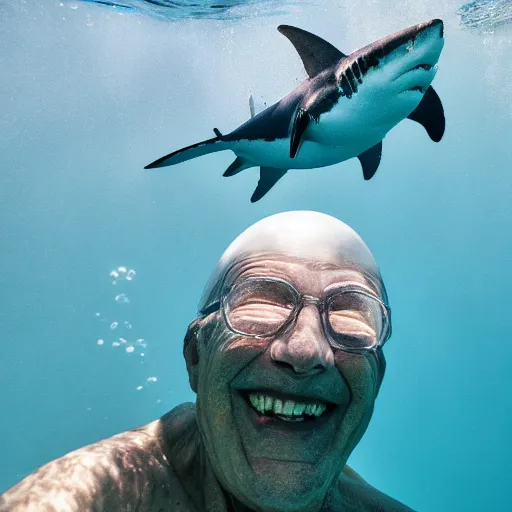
(417, 18, 444, 39)
(371, 19, 444, 96)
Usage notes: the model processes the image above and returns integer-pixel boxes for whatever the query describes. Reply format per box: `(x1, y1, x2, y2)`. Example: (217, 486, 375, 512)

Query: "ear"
(183, 318, 202, 393)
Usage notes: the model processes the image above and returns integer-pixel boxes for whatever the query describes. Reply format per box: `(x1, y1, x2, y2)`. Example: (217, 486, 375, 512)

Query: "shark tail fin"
(145, 134, 227, 169)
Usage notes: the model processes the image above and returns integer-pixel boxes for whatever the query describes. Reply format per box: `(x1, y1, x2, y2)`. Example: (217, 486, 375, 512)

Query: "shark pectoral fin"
(407, 86, 445, 142)
(358, 141, 382, 181)
(277, 25, 347, 78)
(223, 157, 251, 177)
(251, 167, 288, 203)
(290, 108, 310, 159)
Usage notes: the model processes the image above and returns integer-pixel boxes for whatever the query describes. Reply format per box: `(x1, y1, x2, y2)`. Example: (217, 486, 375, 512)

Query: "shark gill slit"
(345, 67, 358, 94)
(339, 74, 353, 98)
(352, 61, 362, 84)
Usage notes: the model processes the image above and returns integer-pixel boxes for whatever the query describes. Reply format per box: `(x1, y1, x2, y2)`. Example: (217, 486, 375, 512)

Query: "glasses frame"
(213, 276, 392, 352)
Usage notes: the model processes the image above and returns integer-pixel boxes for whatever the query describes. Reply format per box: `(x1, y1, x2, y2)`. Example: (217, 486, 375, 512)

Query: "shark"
(145, 19, 445, 202)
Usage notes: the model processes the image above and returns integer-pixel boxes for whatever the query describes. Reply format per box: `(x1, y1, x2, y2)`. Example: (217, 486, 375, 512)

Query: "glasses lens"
(224, 278, 297, 336)
(327, 291, 386, 350)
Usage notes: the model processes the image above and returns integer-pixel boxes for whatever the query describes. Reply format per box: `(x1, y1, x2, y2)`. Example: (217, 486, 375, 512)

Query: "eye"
(327, 291, 383, 349)
(225, 279, 297, 336)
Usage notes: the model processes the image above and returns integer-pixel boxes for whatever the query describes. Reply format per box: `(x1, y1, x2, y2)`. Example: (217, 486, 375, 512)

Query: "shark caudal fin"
(144, 131, 227, 169)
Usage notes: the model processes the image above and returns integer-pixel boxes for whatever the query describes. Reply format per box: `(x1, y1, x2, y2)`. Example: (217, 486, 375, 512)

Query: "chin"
(237, 459, 332, 512)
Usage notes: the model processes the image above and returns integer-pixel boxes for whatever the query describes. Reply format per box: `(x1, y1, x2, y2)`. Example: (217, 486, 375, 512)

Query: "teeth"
(249, 394, 259, 410)
(293, 403, 306, 416)
(315, 403, 327, 417)
(283, 400, 295, 416)
(247, 393, 328, 419)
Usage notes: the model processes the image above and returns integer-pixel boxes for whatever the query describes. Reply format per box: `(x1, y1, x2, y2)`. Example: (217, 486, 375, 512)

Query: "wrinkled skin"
(0, 212, 415, 512)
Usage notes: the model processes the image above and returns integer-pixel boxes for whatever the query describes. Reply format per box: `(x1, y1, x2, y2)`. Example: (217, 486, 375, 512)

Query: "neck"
(160, 403, 340, 512)
(160, 403, 229, 512)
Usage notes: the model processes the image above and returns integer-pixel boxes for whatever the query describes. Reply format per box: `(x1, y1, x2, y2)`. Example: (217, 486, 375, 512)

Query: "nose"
(269, 304, 335, 375)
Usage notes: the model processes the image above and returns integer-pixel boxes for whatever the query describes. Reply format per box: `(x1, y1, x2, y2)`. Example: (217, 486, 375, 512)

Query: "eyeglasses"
(204, 276, 391, 352)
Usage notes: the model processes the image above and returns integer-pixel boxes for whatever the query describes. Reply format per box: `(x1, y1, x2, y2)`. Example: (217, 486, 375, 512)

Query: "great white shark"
(145, 19, 445, 202)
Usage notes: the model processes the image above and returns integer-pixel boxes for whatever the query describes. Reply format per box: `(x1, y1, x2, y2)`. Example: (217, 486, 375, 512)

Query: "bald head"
(199, 211, 386, 315)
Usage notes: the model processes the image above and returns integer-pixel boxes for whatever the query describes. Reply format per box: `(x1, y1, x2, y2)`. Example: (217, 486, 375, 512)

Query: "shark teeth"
(248, 392, 328, 420)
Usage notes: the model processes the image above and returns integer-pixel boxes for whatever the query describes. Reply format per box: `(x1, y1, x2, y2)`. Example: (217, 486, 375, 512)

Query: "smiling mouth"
(243, 391, 332, 423)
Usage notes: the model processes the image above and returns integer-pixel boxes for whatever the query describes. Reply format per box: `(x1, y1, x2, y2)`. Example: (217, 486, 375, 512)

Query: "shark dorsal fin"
(277, 25, 347, 78)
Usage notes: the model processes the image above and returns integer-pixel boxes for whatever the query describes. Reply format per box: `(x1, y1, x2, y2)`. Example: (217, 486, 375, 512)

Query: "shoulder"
(0, 404, 196, 512)
(326, 466, 417, 512)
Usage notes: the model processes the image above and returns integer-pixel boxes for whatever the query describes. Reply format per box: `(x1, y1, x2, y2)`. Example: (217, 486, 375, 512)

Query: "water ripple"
(458, 0, 512, 32)
(71, 0, 292, 20)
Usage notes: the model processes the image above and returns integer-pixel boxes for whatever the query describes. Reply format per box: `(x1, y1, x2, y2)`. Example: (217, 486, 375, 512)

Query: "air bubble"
(97, 339, 104, 346)
(110, 321, 118, 330)
(112, 341, 121, 347)
(147, 376, 157, 383)
(118, 337, 127, 344)
(126, 269, 136, 281)
(136, 338, 147, 348)
(115, 293, 130, 304)
(123, 321, 132, 329)
(136, 385, 143, 391)
(125, 346, 135, 353)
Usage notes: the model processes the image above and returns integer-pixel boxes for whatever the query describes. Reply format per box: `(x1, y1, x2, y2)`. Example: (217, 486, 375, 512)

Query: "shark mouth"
(398, 63, 438, 93)
(243, 391, 334, 423)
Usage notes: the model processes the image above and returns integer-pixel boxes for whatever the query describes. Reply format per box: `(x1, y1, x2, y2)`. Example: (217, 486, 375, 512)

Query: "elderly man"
(0, 211, 413, 512)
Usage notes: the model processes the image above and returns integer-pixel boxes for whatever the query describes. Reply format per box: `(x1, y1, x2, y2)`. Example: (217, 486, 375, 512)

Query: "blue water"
(1, 0, 511, 510)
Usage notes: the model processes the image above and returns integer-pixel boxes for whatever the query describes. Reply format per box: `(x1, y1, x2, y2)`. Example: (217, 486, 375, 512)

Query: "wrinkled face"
(195, 255, 385, 512)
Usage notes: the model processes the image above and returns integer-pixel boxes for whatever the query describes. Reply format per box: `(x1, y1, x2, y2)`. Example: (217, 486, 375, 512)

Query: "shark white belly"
(233, 138, 356, 170)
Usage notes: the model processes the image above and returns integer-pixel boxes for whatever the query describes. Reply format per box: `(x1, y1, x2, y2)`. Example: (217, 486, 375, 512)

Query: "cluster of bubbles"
(96, 334, 147, 355)
(95, 266, 158, 392)
(95, 266, 144, 355)
(136, 376, 158, 392)
(110, 266, 136, 284)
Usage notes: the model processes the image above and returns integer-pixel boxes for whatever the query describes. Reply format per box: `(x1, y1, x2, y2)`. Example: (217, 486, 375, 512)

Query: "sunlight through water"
(458, 0, 512, 32)
(67, 0, 294, 20)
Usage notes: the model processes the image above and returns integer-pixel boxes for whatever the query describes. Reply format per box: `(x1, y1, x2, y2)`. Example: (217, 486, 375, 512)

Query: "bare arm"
(0, 421, 177, 512)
